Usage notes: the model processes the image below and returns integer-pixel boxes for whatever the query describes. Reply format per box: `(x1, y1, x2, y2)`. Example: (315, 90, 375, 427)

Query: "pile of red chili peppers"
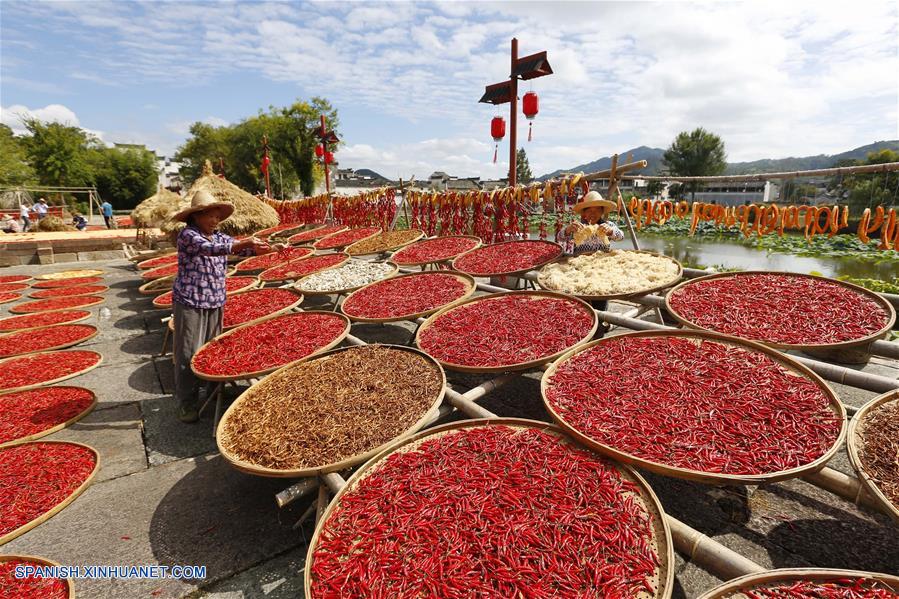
(30, 285, 107, 299)
(193, 312, 347, 377)
(222, 289, 300, 329)
(288, 225, 344, 245)
(12, 296, 103, 314)
(259, 254, 347, 282)
(0, 324, 95, 358)
(668, 273, 890, 346)
(153, 276, 256, 308)
(419, 294, 594, 368)
(738, 577, 898, 598)
(313, 227, 382, 250)
(311, 425, 660, 598)
(235, 247, 313, 272)
(255, 223, 303, 239)
(452, 240, 562, 275)
(0, 310, 91, 332)
(31, 276, 103, 289)
(138, 254, 179, 270)
(0, 292, 19, 304)
(0, 275, 31, 284)
(0, 558, 69, 598)
(0, 441, 96, 539)
(0, 282, 29, 293)
(391, 236, 480, 265)
(341, 273, 470, 320)
(545, 335, 842, 475)
(0, 350, 101, 391)
(0, 386, 94, 445)
(140, 263, 179, 280)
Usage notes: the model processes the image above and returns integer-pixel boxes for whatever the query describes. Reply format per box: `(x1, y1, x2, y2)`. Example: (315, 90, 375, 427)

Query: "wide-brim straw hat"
(172, 190, 235, 222)
(573, 191, 617, 214)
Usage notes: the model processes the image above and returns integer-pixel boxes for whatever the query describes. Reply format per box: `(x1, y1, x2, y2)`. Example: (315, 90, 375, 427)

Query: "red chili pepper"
(235, 247, 313, 272)
(0, 310, 92, 332)
(31, 276, 104, 289)
(0, 558, 69, 598)
(0, 325, 96, 358)
(153, 276, 256, 308)
(746, 577, 897, 598)
(140, 262, 179, 280)
(0, 350, 101, 391)
(0, 292, 20, 304)
(222, 289, 300, 329)
(453, 240, 561, 276)
(391, 237, 479, 265)
(342, 274, 469, 320)
(11, 296, 103, 314)
(0, 386, 94, 445)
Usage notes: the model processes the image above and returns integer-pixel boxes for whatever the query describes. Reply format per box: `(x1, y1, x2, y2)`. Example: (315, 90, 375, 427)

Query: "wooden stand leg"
(160, 327, 170, 357)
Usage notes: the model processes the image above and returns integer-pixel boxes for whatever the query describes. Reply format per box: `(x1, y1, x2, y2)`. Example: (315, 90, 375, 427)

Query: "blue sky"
(2, 1, 897, 180)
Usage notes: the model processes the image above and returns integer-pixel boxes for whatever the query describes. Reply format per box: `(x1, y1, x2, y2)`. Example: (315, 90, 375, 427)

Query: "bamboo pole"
(443, 388, 496, 419)
(275, 477, 319, 509)
(617, 161, 899, 183)
(667, 516, 766, 579)
(314, 482, 329, 525)
(583, 159, 649, 182)
(801, 467, 884, 512)
(321, 472, 347, 494)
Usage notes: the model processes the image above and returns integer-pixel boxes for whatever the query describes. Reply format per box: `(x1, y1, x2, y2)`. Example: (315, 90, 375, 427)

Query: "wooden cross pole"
(583, 154, 647, 251)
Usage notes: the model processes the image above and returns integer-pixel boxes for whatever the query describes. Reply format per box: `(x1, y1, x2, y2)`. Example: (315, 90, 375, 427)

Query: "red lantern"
(324, 151, 334, 165)
(315, 144, 324, 158)
(523, 91, 539, 141)
(490, 116, 505, 164)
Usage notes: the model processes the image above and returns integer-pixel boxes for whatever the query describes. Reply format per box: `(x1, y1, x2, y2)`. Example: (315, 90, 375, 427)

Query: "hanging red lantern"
(523, 91, 539, 142)
(324, 151, 334, 165)
(490, 116, 505, 164)
(315, 144, 324, 158)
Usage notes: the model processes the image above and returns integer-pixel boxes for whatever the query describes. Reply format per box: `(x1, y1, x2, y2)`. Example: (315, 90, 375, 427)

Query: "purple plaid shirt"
(172, 225, 251, 309)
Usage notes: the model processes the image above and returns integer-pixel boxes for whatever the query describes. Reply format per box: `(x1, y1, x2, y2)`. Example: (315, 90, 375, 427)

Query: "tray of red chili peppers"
(391, 235, 482, 266)
(0, 440, 99, 545)
(29, 284, 109, 299)
(0, 386, 96, 447)
(417, 291, 597, 373)
(0, 292, 21, 305)
(542, 330, 846, 484)
(287, 225, 345, 245)
(340, 271, 475, 323)
(0, 310, 92, 332)
(665, 271, 896, 350)
(306, 419, 674, 599)
(152, 276, 259, 308)
(0, 282, 29, 293)
(0, 554, 74, 598)
(696, 568, 899, 599)
(234, 246, 314, 273)
(140, 262, 179, 280)
(10, 295, 105, 314)
(451, 239, 563, 277)
(847, 390, 899, 524)
(312, 226, 381, 251)
(219, 288, 303, 330)
(32, 275, 103, 289)
(258, 253, 349, 283)
(0, 324, 98, 358)
(0, 350, 103, 394)
(136, 253, 178, 270)
(0, 275, 32, 284)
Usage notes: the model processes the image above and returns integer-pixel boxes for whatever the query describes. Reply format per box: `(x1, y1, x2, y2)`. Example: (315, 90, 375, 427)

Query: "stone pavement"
(0, 257, 897, 598)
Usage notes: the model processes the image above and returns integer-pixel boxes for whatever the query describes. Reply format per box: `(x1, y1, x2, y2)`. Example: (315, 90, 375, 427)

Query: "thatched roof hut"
(131, 187, 187, 229)
(162, 161, 279, 236)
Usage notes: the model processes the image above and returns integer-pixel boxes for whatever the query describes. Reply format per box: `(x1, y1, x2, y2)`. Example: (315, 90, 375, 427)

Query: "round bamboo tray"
(344, 229, 424, 257)
(537, 250, 683, 300)
(140, 264, 178, 281)
(28, 285, 110, 299)
(0, 350, 103, 394)
(0, 554, 77, 597)
(136, 252, 177, 270)
(0, 309, 93, 332)
(216, 344, 446, 478)
(416, 290, 598, 374)
(258, 253, 349, 284)
(312, 227, 381, 251)
(0, 324, 99, 358)
(303, 418, 675, 599)
(541, 329, 847, 485)
(267, 224, 312, 242)
(664, 271, 896, 352)
(696, 568, 899, 599)
(0, 293, 20, 305)
(191, 311, 351, 382)
(138, 275, 175, 295)
(36, 270, 104, 281)
(0, 275, 33, 284)
(0, 386, 97, 448)
(294, 261, 399, 297)
(847, 389, 899, 524)
(287, 225, 344, 245)
(390, 235, 482, 267)
(255, 222, 305, 240)
(9, 296, 105, 314)
(221, 288, 304, 331)
(0, 440, 100, 546)
(151, 276, 260, 309)
(340, 271, 476, 323)
(0, 282, 30, 293)
(233, 246, 314, 273)
(451, 239, 563, 277)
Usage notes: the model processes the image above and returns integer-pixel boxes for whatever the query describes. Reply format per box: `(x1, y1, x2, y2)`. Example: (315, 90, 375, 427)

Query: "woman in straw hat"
(558, 191, 624, 255)
(170, 189, 275, 423)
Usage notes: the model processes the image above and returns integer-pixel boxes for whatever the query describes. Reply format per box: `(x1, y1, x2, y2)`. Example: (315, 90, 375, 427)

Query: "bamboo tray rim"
(233, 246, 315, 273)
(9, 296, 106, 315)
(0, 439, 100, 546)
(390, 234, 483, 266)
(255, 222, 307, 239)
(537, 250, 684, 300)
(0, 324, 99, 358)
(0, 553, 77, 596)
(664, 270, 897, 351)
(265, 224, 311, 241)
(28, 285, 110, 299)
(345, 229, 424, 257)
(36, 270, 104, 281)
(303, 417, 675, 599)
(340, 271, 476, 323)
(846, 389, 899, 524)
(287, 225, 346, 245)
(0, 275, 34, 283)
(541, 329, 847, 485)
(312, 227, 382, 251)
(295, 261, 399, 296)
(216, 344, 447, 478)
(192, 310, 351, 382)
(0, 386, 97, 448)
(451, 239, 563, 277)
(415, 290, 599, 374)
(136, 252, 177, 270)
(0, 350, 104, 394)
(258, 253, 349, 283)
(695, 568, 899, 599)
(0, 309, 93, 331)
(0, 293, 20, 305)
(152, 276, 260, 308)
(138, 275, 175, 295)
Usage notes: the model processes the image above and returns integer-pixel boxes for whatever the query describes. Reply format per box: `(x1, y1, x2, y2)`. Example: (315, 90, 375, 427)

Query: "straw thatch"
(36, 216, 76, 232)
(161, 161, 279, 236)
(131, 187, 188, 229)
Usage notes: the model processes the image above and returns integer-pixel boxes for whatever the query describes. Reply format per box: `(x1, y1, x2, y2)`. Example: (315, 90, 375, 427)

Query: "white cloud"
(1, 103, 81, 133)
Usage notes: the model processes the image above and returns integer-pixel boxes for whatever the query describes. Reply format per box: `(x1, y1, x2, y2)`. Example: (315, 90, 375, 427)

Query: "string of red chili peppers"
(258, 254, 347, 283)
(0, 351, 101, 391)
(545, 335, 842, 475)
(452, 240, 562, 275)
(669, 273, 890, 345)
(288, 225, 344, 245)
(0, 325, 96, 358)
(313, 227, 381, 251)
(0, 559, 69, 599)
(341, 273, 469, 320)
(0, 386, 94, 445)
(311, 425, 661, 598)
(12, 296, 103, 314)
(418, 294, 594, 368)
(222, 289, 300, 329)
(391, 237, 480, 265)
(0, 310, 91, 332)
(739, 577, 898, 598)
(31, 276, 103, 289)
(30, 285, 107, 299)
(235, 247, 313, 272)
(193, 313, 347, 378)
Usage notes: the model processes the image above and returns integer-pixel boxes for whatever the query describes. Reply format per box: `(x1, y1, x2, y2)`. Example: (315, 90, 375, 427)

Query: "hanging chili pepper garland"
(153, 276, 257, 308)
(313, 227, 381, 251)
(732, 577, 898, 599)
(0, 310, 92, 332)
(0, 386, 94, 445)
(234, 247, 313, 272)
(193, 312, 348, 378)
(668, 273, 891, 346)
(452, 240, 561, 276)
(258, 253, 347, 283)
(0, 275, 31, 284)
(545, 335, 842, 476)
(136, 254, 179, 270)
(419, 294, 595, 369)
(0, 351, 101, 391)
(29, 285, 108, 299)
(0, 282, 29, 293)
(287, 225, 344, 245)
(391, 236, 480, 265)
(11, 296, 104, 314)
(0, 324, 96, 358)
(31, 276, 103, 289)
(310, 424, 661, 598)
(222, 289, 301, 329)
(0, 442, 96, 539)
(0, 558, 69, 599)
(341, 273, 471, 320)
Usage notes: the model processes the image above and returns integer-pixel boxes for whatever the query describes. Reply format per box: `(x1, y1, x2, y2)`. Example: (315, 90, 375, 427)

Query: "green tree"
(21, 118, 97, 196)
(88, 148, 159, 210)
(0, 124, 36, 186)
(662, 127, 727, 201)
(516, 147, 533, 184)
(840, 150, 899, 211)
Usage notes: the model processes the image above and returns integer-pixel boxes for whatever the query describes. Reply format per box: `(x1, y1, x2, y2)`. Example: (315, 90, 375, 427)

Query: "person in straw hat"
(558, 191, 624, 255)
(170, 189, 275, 423)
(1, 213, 22, 233)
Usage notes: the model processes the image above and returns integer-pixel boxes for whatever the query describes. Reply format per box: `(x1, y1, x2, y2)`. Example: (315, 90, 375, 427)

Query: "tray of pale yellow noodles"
(537, 250, 683, 300)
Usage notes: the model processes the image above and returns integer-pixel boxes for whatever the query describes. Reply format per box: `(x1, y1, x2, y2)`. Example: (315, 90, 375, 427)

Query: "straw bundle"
(36, 216, 76, 232)
(161, 161, 279, 236)
(131, 187, 187, 228)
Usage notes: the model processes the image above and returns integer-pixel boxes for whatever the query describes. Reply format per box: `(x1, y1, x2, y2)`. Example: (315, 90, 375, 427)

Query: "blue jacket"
(101, 202, 113, 217)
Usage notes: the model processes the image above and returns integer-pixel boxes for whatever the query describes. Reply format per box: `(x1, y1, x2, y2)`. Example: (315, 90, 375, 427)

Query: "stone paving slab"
(193, 541, 310, 599)
(74, 360, 166, 411)
(141, 395, 219, 466)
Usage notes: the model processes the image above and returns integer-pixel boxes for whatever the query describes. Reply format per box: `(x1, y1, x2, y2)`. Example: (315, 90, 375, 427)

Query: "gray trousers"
(173, 302, 223, 409)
